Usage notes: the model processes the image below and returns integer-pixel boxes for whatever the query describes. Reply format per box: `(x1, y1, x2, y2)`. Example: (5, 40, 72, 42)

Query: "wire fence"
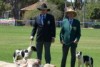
(0, 18, 100, 28)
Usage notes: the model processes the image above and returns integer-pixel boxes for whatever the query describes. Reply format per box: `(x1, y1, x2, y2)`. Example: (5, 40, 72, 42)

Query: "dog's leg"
(13, 56, 17, 63)
(89, 57, 93, 67)
(85, 63, 88, 67)
(78, 61, 80, 67)
(78, 63, 81, 67)
(82, 63, 84, 67)
(88, 63, 91, 67)
(86, 65, 88, 67)
(13, 52, 16, 63)
(91, 63, 93, 67)
(89, 63, 93, 67)
(23, 58, 27, 62)
(77, 60, 82, 67)
(81, 58, 84, 67)
(90, 65, 92, 67)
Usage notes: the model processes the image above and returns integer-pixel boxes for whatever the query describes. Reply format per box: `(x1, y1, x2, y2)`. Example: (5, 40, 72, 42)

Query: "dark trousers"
(36, 42, 51, 63)
(61, 43, 77, 67)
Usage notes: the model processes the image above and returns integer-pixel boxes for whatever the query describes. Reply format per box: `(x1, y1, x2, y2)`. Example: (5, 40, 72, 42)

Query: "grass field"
(0, 26, 100, 67)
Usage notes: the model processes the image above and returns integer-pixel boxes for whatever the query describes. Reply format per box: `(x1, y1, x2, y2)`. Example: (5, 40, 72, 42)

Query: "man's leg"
(44, 42, 51, 63)
(36, 42, 44, 61)
(61, 45, 69, 67)
(70, 43, 77, 67)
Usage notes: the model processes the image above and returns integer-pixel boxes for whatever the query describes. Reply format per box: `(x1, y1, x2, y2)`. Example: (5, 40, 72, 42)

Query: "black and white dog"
(76, 51, 93, 67)
(13, 45, 37, 63)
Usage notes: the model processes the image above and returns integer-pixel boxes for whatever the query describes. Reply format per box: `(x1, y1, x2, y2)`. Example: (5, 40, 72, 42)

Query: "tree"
(85, 1, 100, 19)
(8, 0, 38, 26)
(0, 0, 11, 17)
(0, 0, 5, 16)
(74, 0, 83, 10)
(90, 8, 100, 19)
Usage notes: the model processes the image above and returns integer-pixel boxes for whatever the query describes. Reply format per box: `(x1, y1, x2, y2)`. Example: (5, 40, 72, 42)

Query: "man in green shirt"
(60, 7, 81, 67)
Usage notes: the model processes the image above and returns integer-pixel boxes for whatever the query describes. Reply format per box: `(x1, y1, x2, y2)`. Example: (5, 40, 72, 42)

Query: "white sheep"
(0, 61, 17, 67)
(43, 64, 56, 67)
(15, 58, 41, 67)
(0, 61, 27, 67)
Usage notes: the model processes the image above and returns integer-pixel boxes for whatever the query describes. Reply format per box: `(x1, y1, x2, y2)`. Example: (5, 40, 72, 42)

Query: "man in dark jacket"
(30, 3, 56, 63)
(60, 7, 81, 67)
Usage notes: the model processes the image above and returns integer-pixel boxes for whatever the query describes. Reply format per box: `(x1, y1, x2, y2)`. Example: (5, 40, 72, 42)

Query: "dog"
(76, 51, 93, 67)
(13, 45, 37, 63)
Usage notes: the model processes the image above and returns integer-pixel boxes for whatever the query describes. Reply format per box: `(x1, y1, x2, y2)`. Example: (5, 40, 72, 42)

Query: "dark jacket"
(31, 13, 56, 42)
(70, 19, 81, 42)
(60, 18, 81, 45)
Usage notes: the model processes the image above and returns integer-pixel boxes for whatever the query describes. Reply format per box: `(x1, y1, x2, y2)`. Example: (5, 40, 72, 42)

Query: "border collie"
(13, 45, 37, 63)
(76, 51, 93, 67)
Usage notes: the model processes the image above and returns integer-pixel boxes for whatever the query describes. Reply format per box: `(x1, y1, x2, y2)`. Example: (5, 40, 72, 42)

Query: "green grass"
(0, 26, 100, 67)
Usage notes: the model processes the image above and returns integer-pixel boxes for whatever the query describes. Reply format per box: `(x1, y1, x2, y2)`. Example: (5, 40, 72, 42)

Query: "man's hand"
(51, 37, 55, 43)
(30, 36, 34, 41)
(73, 39, 78, 44)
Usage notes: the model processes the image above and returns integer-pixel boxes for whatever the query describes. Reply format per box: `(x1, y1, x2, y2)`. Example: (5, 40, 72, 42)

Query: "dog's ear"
(80, 51, 82, 55)
(25, 50, 28, 52)
(21, 51, 25, 57)
(31, 46, 37, 51)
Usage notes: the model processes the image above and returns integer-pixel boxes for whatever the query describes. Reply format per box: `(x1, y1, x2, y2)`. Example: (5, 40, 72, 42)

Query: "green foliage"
(85, 2, 100, 19)
(90, 8, 100, 19)
(47, 0, 64, 5)
(47, 3, 62, 20)
(47, 0, 72, 14)
(4, 3, 11, 10)
(0, 0, 11, 16)
(0, 0, 5, 15)
(19, 0, 38, 8)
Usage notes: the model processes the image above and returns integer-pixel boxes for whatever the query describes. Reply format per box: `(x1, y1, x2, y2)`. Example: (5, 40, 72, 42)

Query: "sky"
(67, 0, 75, 2)
(67, 0, 85, 2)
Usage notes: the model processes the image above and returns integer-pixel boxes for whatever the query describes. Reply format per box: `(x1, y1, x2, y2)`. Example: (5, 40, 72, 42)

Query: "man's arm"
(75, 20, 81, 42)
(30, 17, 38, 40)
(50, 14, 56, 42)
(50, 15, 56, 38)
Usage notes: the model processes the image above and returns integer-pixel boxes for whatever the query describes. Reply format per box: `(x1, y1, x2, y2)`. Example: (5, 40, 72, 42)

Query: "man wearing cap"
(60, 7, 81, 67)
(30, 3, 56, 63)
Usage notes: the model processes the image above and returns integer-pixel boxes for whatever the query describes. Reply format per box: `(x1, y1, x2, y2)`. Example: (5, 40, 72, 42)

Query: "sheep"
(0, 61, 17, 67)
(15, 58, 41, 67)
(0, 59, 57, 67)
(0, 61, 27, 67)
(43, 64, 56, 67)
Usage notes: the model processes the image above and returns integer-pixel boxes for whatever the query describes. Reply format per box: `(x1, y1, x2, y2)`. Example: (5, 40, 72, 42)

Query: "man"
(30, 3, 56, 64)
(60, 7, 81, 67)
